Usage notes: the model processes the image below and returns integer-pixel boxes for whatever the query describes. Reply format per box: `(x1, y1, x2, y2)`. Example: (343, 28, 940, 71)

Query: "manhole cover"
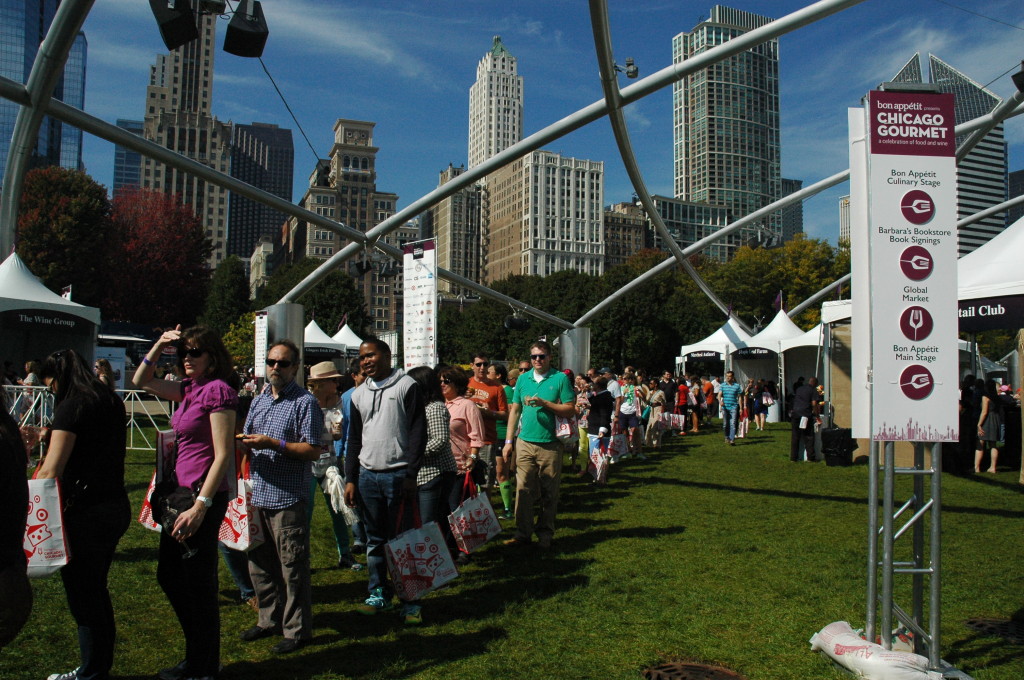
(965, 618, 1024, 644)
(642, 662, 747, 680)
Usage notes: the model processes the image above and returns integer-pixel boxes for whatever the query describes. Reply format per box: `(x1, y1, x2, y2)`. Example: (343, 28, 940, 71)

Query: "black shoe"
(240, 625, 278, 642)
(158, 661, 188, 680)
(272, 638, 307, 654)
(351, 543, 366, 555)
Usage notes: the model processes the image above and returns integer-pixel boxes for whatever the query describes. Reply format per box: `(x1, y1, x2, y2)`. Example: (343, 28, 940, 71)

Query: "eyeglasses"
(530, 354, 547, 360)
(265, 358, 294, 368)
(178, 347, 206, 359)
(473, 361, 488, 367)
(440, 378, 452, 385)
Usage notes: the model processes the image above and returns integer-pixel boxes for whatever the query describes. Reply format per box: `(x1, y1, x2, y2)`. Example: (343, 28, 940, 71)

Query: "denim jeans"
(61, 496, 130, 680)
(722, 406, 739, 442)
(218, 542, 255, 601)
(357, 468, 412, 597)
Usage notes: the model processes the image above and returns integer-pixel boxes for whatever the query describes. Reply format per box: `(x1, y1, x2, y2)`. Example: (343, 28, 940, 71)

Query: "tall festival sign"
(850, 88, 958, 441)
(402, 240, 437, 369)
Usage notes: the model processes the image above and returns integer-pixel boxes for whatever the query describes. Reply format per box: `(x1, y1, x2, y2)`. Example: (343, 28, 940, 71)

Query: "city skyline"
(71, 0, 1023, 247)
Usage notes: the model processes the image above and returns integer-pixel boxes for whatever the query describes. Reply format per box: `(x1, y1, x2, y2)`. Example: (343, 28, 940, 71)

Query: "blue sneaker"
(356, 587, 394, 615)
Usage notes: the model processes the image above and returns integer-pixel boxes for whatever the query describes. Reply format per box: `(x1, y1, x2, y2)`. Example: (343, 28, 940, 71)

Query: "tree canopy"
(255, 257, 369, 337)
(200, 255, 250, 335)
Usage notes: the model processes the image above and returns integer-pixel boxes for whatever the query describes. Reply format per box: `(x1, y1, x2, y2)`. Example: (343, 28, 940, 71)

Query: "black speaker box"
(224, 1, 269, 58)
(149, 0, 199, 51)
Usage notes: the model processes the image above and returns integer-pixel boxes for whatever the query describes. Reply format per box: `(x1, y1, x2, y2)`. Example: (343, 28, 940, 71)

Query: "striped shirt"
(244, 380, 322, 509)
(719, 382, 743, 410)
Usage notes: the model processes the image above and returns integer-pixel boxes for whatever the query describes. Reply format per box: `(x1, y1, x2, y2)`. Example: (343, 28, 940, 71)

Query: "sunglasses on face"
(178, 347, 206, 359)
(473, 361, 488, 367)
(265, 358, 294, 368)
(531, 354, 547, 360)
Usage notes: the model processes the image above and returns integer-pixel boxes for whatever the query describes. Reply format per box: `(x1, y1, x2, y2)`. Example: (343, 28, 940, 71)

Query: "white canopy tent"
(304, 320, 347, 361)
(731, 310, 805, 381)
(958, 215, 1024, 306)
(676, 316, 751, 376)
(0, 252, 101, 363)
(332, 324, 364, 348)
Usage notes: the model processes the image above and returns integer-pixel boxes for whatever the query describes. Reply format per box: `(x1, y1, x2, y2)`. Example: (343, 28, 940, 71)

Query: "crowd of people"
(9, 329, 1018, 679)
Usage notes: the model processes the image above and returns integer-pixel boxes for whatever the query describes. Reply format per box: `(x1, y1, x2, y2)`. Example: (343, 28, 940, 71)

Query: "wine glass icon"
(908, 308, 924, 340)
(900, 306, 932, 342)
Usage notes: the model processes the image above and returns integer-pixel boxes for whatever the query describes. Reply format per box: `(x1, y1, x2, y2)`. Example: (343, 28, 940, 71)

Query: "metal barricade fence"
(3, 384, 175, 453)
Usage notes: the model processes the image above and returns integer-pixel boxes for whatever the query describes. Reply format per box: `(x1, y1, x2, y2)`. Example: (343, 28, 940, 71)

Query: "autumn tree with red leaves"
(15, 167, 115, 307)
(104, 188, 212, 325)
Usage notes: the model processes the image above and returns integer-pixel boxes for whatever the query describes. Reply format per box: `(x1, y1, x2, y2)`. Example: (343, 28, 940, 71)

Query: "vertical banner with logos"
(254, 310, 269, 378)
(403, 240, 437, 369)
(856, 89, 958, 441)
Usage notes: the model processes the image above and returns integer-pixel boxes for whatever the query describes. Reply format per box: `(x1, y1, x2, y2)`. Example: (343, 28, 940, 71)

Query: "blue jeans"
(722, 406, 739, 442)
(218, 542, 255, 601)
(357, 468, 412, 598)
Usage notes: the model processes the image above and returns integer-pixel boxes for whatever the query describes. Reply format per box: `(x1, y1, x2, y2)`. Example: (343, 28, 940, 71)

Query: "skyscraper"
(0, 1, 87, 183)
(1008, 169, 1024, 227)
(112, 118, 143, 196)
(227, 122, 294, 262)
(780, 177, 804, 242)
(468, 36, 523, 170)
(672, 6, 781, 253)
(140, 12, 232, 266)
(891, 53, 1008, 255)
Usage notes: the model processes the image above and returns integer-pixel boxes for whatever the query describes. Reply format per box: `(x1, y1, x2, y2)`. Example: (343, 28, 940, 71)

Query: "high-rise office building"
(603, 202, 647, 270)
(672, 6, 781, 249)
(780, 177, 804, 241)
(838, 195, 851, 244)
(485, 151, 604, 283)
(1, 1, 87, 183)
(468, 36, 523, 170)
(891, 53, 1008, 255)
(112, 118, 144, 196)
(430, 164, 482, 294)
(228, 122, 293, 262)
(648, 195, 733, 261)
(1008, 169, 1024, 227)
(140, 12, 232, 266)
(292, 119, 411, 332)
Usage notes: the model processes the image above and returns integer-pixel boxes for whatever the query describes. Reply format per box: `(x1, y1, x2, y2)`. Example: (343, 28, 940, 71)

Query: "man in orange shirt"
(467, 354, 509, 511)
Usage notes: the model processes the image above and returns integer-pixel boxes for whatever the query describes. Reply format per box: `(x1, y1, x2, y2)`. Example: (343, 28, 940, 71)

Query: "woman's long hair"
(407, 365, 444, 404)
(40, 349, 112, 409)
(178, 326, 241, 390)
(490, 363, 509, 386)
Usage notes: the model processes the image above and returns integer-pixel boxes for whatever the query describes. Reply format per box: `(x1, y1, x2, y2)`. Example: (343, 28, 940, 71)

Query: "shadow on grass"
(944, 631, 1024, 673)
(961, 472, 1024, 495)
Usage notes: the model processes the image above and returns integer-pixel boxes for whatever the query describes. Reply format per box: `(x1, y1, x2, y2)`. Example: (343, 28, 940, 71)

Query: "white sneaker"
(47, 670, 80, 680)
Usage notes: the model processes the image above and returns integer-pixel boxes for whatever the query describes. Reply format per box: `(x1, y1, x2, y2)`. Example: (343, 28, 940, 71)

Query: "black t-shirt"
(50, 391, 128, 510)
(791, 384, 817, 418)
(588, 391, 614, 434)
(658, 380, 677, 406)
(0, 432, 28, 572)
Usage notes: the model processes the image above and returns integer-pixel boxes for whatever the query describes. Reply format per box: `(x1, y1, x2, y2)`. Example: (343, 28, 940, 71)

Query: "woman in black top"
(0, 403, 31, 650)
(38, 350, 130, 680)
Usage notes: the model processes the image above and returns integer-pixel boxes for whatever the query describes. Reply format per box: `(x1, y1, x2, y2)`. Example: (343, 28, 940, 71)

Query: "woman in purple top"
(134, 325, 238, 680)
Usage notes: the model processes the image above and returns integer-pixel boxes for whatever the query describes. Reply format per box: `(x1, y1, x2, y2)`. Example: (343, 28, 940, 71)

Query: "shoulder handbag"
(148, 430, 199, 537)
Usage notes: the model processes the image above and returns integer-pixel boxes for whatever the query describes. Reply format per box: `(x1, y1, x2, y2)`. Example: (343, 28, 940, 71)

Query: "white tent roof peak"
(0, 252, 100, 324)
(781, 323, 825, 352)
(679, 316, 752, 358)
(332, 324, 363, 347)
(958, 215, 1024, 301)
(735, 310, 805, 351)
(304, 320, 346, 350)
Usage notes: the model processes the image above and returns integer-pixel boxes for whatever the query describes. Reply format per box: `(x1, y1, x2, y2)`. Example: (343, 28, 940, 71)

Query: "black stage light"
(150, 0, 200, 51)
(224, 0, 269, 58)
(1012, 62, 1024, 94)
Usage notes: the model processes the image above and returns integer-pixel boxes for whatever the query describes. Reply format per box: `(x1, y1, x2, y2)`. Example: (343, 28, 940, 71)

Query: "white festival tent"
(0, 252, 101, 363)
(676, 316, 752, 375)
(731, 310, 807, 399)
(957, 215, 1024, 303)
(332, 324, 364, 348)
(304, 320, 347, 361)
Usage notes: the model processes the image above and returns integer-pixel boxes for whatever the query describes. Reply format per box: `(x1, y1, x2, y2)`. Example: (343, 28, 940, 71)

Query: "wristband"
(197, 495, 213, 508)
(279, 439, 287, 453)
(504, 439, 513, 444)
(142, 356, 153, 366)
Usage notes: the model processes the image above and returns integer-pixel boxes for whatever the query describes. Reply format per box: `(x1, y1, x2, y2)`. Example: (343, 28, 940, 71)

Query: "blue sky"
(79, 0, 1023, 245)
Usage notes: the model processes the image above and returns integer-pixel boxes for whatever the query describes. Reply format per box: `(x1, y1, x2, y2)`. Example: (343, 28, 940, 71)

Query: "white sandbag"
(809, 621, 942, 680)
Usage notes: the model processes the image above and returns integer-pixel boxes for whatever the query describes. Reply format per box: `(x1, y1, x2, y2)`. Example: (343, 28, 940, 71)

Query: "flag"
(60, 285, 72, 301)
(772, 290, 783, 312)
(336, 313, 348, 333)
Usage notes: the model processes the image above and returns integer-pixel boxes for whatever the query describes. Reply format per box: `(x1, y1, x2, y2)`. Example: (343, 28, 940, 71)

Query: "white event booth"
(675, 316, 751, 377)
(304, 320, 347, 363)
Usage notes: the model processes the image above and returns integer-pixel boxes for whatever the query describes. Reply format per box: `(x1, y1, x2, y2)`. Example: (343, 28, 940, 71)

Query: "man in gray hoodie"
(343, 338, 426, 624)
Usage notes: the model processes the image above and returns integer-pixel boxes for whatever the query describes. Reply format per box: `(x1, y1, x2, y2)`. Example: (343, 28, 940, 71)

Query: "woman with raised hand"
(134, 325, 238, 680)
(37, 349, 129, 680)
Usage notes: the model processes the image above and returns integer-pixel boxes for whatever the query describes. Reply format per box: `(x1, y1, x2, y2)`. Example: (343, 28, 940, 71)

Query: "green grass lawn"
(3, 423, 1022, 680)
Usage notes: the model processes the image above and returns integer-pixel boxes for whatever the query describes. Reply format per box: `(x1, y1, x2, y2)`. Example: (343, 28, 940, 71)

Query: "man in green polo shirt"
(501, 340, 576, 550)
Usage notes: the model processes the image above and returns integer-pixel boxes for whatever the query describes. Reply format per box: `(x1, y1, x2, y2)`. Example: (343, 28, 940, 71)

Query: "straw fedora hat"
(308, 361, 343, 380)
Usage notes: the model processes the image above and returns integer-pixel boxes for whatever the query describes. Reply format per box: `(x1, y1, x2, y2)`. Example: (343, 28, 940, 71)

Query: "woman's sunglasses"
(177, 347, 206, 359)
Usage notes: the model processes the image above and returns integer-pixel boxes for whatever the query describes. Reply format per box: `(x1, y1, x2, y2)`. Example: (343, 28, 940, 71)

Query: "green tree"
(103, 188, 212, 325)
(223, 311, 256, 368)
(199, 255, 250, 335)
(15, 167, 114, 307)
(256, 258, 369, 337)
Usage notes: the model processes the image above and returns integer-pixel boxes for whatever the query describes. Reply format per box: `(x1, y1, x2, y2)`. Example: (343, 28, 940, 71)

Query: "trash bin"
(822, 427, 857, 467)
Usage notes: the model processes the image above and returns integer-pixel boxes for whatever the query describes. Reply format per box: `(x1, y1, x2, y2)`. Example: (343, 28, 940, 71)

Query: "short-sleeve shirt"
(50, 391, 127, 510)
(719, 382, 743, 409)
(244, 380, 322, 509)
(511, 370, 575, 443)
(170, 377, 238, 492)
(468, 377, 507, 444)
(495, 385, 514, 440)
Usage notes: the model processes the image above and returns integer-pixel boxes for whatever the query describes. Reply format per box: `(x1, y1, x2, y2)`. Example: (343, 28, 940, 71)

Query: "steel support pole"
(929, 442, 942, 670)
(881, 441, 896, 648)
(912, 443, 925, 654)
(866, 440, 879, 642)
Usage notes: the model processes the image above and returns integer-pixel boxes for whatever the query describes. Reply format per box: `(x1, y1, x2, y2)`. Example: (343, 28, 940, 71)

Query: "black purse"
(149, 435, 198, 536)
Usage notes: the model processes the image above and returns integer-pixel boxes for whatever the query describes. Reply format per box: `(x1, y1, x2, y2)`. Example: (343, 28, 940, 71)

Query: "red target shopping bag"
(385, 504, 458, 601)
(447, 474, 501, 554)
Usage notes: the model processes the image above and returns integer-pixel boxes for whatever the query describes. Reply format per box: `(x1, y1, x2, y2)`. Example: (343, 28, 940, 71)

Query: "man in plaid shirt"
(239, 340, 322, 654)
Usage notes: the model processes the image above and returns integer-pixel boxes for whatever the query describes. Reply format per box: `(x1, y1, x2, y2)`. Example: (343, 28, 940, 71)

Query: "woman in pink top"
(133, 325, 239, 680)
(439, 366, 485, 563)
